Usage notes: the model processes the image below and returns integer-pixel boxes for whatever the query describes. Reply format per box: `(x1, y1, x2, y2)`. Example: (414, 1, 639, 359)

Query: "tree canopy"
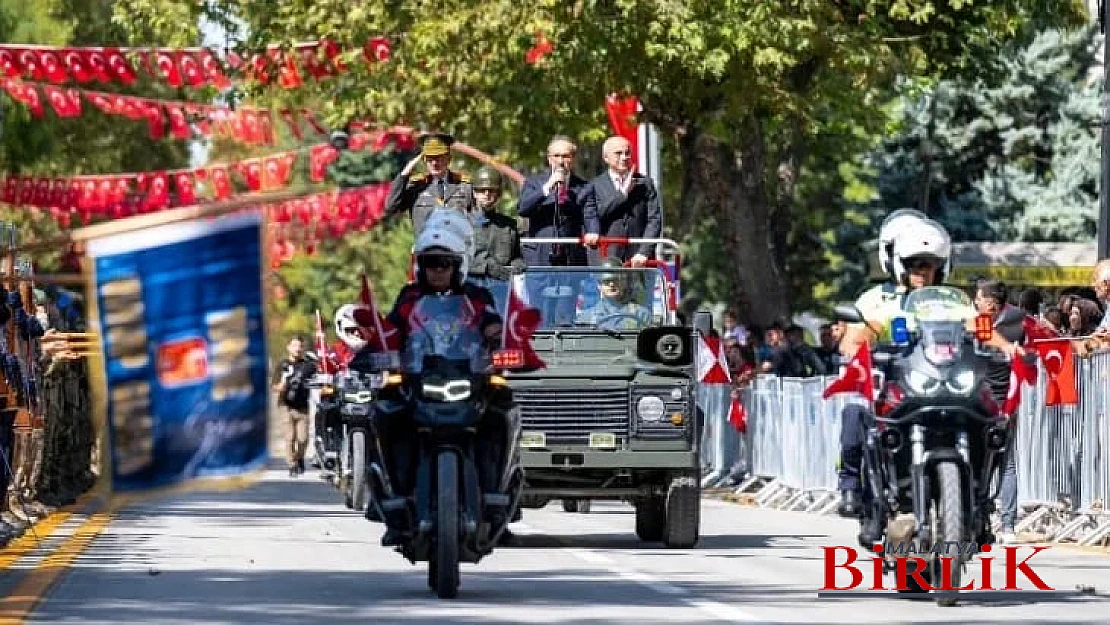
(110, 0, 1091, 327)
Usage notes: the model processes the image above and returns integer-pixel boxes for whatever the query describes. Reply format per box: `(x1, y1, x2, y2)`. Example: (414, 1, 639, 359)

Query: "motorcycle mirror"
(974, 314, 994, 341)
(834, 304, 864, 324)
(996, 306, 1025, 326)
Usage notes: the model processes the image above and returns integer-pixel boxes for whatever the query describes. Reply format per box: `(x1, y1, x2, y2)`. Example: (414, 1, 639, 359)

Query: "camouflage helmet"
(473, 166, 503, 191)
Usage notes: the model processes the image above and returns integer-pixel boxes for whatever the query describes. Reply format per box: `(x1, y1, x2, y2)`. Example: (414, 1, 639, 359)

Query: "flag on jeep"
(500, 287, 544, 370)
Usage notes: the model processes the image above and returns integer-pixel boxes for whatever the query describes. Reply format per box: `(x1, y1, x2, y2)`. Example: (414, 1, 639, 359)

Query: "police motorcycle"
(331, 355, 397, 511)
(837, 286, 1023, 605)
(371, 295, 523, 599)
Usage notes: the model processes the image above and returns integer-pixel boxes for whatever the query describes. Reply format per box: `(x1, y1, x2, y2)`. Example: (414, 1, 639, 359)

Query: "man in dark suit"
(583, 136, 663, 267)
(385, 132, 475, 234)
(517, 135, 589, 266)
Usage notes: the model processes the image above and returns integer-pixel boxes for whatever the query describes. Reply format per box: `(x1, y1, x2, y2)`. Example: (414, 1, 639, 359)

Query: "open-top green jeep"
(498, 238, 706, 548)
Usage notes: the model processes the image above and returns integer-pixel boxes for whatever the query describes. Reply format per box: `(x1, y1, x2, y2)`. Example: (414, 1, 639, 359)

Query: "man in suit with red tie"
(582, 136, 663, 267)
(517, 135, 589, 267)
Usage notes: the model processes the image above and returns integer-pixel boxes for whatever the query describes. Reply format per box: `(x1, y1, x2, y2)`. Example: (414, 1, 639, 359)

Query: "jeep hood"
(507, 332, 640, 380)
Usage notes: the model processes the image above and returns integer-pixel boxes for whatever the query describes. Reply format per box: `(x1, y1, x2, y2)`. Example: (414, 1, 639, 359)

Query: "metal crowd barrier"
(700, 349, 1110, 546)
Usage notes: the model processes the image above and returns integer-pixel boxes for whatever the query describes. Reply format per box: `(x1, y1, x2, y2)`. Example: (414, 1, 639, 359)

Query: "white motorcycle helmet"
(413, 223, 469, 285)
(334, 304, 368, 351)
(890, 218, 952, 286)
(878, 208, 929, 279)
(421, 208, 476, 260)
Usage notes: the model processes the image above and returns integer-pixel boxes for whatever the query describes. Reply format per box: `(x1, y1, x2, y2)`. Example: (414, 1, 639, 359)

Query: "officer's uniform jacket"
(386, 170, 475, 234)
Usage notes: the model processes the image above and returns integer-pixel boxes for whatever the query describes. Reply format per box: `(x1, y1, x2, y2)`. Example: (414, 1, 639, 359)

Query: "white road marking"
(515, 522, 765, 622)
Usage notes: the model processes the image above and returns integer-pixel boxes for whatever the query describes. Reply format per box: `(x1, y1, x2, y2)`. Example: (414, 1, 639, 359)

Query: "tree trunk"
(679, 118, 791, 328)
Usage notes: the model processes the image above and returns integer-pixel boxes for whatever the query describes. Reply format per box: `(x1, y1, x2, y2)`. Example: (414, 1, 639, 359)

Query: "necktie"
(557, 181, 569, 204)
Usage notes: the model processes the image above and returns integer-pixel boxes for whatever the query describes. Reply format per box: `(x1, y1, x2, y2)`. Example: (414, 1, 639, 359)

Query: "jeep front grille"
(515, 386, 629, 445)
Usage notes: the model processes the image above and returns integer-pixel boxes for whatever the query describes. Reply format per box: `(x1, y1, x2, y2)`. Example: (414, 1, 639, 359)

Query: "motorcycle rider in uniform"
(836, 217, 1024, 546)
(375, 224, 516, 547)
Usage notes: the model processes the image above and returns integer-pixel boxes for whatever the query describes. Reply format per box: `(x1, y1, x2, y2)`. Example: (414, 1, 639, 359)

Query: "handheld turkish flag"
(728, 393, 747, 433)
(313, 310, 335, 375)
(1035, 339, 1079, 406)
(353, 273, 401, 352)
(499, 282, 545, 370)
(822, 343, 874, 402)
(1002, 353, 1038, 415)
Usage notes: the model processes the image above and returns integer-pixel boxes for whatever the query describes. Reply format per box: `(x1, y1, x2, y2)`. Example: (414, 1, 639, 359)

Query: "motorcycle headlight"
(342, 403, 370, 416)
(421, 379, 472, 402)
(343, 390, 374, 403)
(946, 367, 976, 395)
(904, 369, 941, 396)
(636, 396, 666, 423)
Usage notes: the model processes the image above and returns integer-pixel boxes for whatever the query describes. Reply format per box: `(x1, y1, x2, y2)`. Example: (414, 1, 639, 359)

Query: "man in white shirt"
(582, 136, 663, 267)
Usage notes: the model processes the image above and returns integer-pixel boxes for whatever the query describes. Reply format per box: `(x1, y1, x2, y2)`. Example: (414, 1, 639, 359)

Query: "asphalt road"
(15, 468, 1110, 624)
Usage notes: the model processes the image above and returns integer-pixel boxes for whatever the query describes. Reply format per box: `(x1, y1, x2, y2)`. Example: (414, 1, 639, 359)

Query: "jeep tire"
(663, 475, 700, 548)
(635, 497, 666, 542)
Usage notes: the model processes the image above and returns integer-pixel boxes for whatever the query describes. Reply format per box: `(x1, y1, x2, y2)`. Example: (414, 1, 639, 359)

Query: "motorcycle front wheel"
(434, 450, 460, 599)
(351, 430, 368, 511)
(904, 462, 964, 605)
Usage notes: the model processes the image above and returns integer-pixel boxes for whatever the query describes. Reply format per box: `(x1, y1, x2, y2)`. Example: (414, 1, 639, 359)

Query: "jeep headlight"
(636, 396, 666, 423)
(904, 369, 941, 396)
(946, 367, 976, 395)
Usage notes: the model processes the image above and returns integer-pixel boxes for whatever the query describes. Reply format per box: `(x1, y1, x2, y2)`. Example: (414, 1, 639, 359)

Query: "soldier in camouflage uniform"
(384, 132, 476, 234)
(469, 166, 524, 283)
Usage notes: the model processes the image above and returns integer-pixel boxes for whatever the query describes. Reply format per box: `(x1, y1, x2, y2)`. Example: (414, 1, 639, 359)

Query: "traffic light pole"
(1101, 0, 1110, 259)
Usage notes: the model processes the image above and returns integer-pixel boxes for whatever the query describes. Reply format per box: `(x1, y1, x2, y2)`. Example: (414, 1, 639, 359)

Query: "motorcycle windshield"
(400, 295, 490, 375)
(903, 287, 976, 365)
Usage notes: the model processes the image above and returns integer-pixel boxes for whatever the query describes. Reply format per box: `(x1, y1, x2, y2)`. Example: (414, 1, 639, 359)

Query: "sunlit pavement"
(18, 468, 1110, 624)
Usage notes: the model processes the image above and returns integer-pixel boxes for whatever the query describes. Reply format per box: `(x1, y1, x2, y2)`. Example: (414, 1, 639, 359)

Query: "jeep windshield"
(491, 267, 667, 332)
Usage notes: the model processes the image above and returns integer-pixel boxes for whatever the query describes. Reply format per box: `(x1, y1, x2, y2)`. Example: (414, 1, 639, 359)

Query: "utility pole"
(1100, 0, 1110, 259)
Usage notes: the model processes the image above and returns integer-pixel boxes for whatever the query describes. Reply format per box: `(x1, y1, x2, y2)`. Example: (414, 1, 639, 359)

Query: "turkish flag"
(44, 86, 81, 117)
(240, 159, 263, 191)
(500, 283, 545, 370)
(198, 49, 230, 88)
(1035, 339, 1079, 406)
(262, 154, 294, 190)
(309, 145, 339, 182)
(605, 94, 640, 172)
(352, 273, 401, 352)
(38, 50, 68, 83)
(174, 171, 196, 205)
(104, 48, 136, 84)
(62, 49, 93, 82)
(177, 51, 206, 87)
(728, 392, 747, 433)
(823, 343, 874, 401)
(85, 49, 110, 83)
(166, 104, 190, 139)
(1002, 353, 1038, 415)
(0, 49, 19, 77)
(272, 48, 302, 88)
(297, 43, 331, 79)
(363, 37, 391, 63)
(154, 50, 183, 87)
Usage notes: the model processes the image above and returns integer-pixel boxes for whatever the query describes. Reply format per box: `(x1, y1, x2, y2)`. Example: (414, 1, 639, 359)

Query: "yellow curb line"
(0, 510, 113, 625)
(0, 513, 74, 574)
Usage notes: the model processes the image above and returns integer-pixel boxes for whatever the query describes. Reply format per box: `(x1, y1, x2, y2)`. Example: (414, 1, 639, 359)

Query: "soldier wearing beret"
(385, 132, 476, 234)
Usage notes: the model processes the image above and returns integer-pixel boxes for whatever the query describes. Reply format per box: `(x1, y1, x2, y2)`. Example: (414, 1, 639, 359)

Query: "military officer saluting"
(385, 132, 476, 233)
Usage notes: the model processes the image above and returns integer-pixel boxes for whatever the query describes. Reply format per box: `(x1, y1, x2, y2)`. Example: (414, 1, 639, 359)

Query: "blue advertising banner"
(86, 211, 269, 494)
